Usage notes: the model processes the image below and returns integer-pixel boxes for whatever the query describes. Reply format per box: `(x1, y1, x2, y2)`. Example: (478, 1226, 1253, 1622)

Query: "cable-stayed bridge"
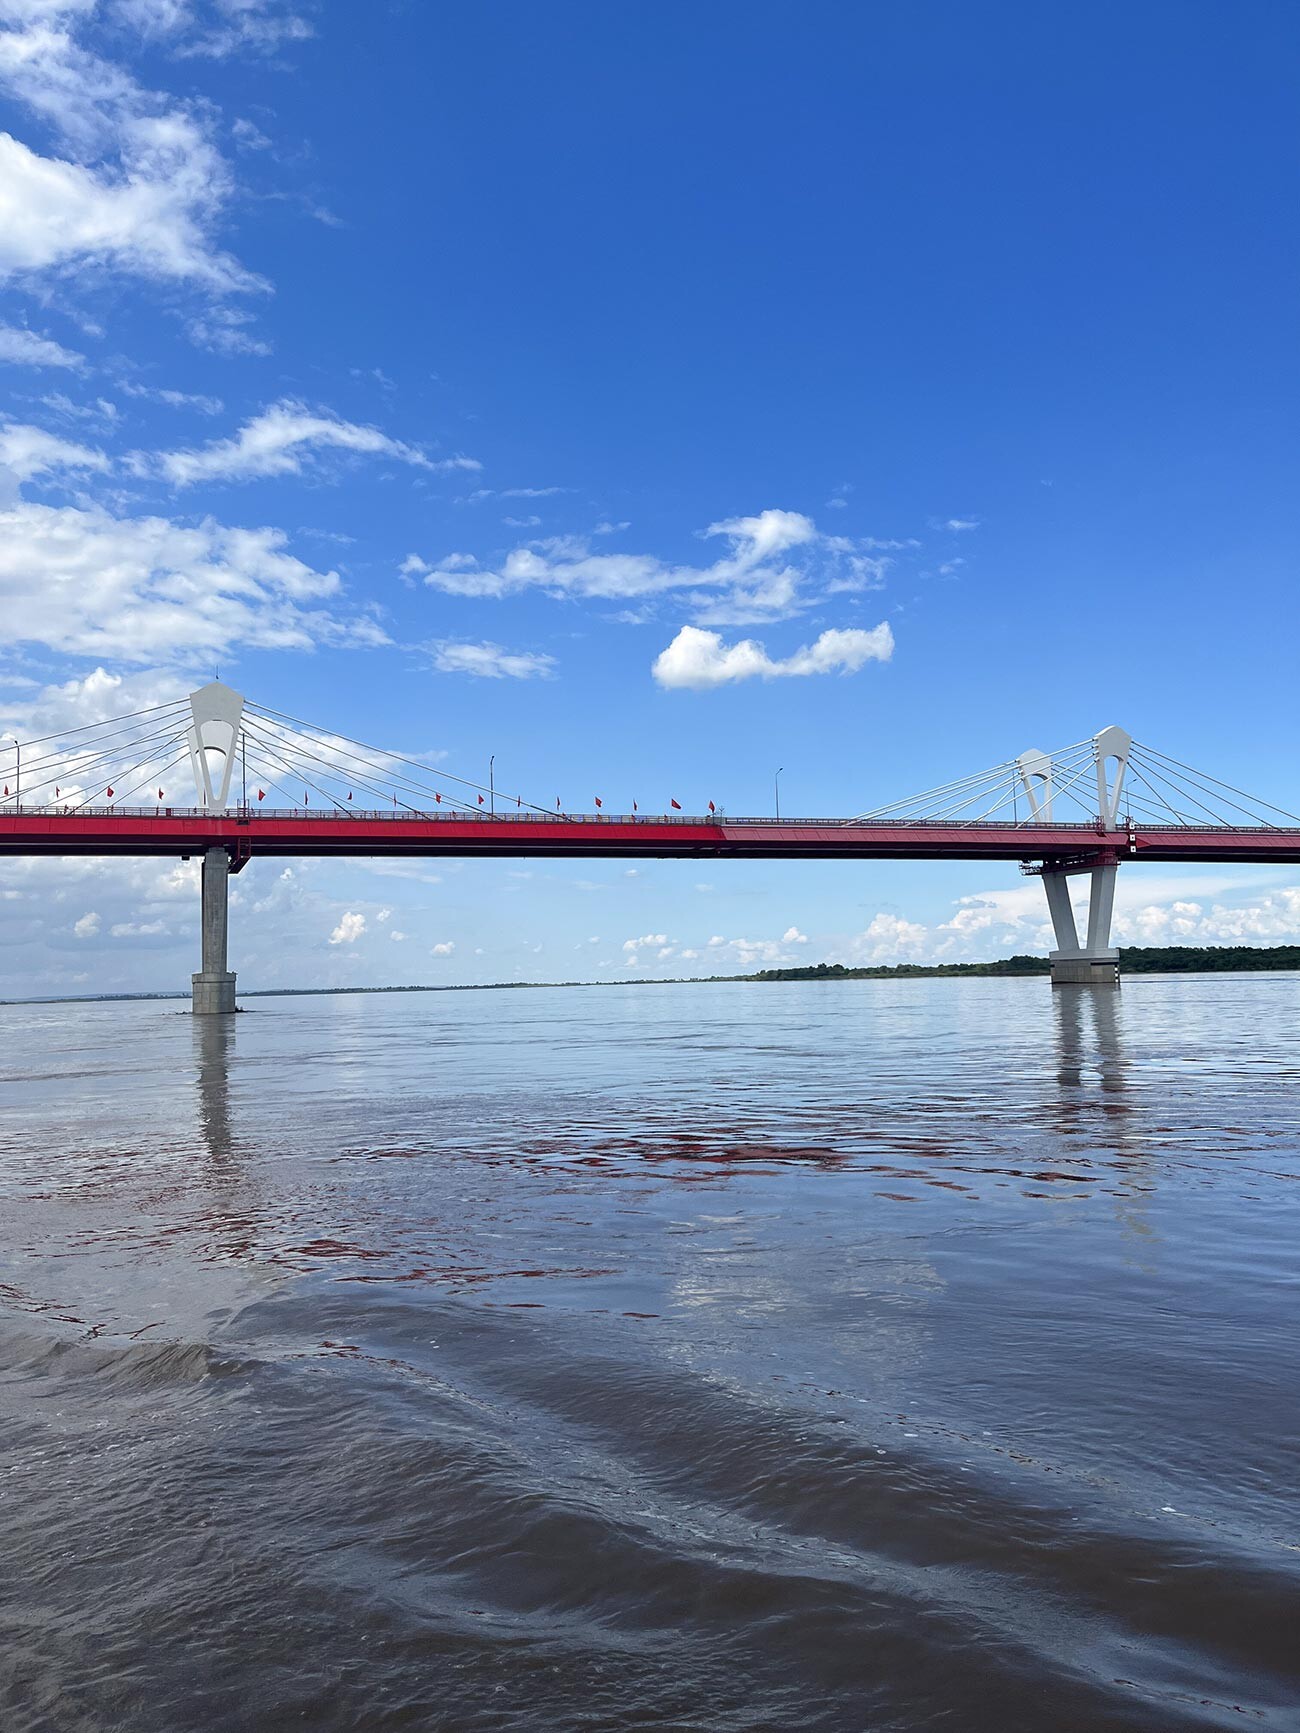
(3, 682, 1298, 1006)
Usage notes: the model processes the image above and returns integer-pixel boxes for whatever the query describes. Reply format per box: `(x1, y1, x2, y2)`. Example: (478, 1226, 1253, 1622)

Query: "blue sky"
(2, 0, 1298, 995)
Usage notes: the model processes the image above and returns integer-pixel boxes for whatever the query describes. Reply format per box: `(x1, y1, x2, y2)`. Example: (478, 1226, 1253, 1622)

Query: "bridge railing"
(0, 804, 1106, 825)
(6, 805, 1299, 832)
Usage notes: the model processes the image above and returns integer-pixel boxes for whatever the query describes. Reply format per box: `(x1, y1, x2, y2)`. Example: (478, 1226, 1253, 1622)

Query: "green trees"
(742, 947, 1300, 983)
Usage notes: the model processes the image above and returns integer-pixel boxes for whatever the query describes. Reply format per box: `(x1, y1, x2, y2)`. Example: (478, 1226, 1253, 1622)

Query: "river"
(1, 976, 1297, 1731)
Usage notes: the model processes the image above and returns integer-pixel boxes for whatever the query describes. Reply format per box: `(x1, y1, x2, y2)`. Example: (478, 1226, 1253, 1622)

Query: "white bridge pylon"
(186, 680, 244, 813)
(1018, 727, 1132, 986)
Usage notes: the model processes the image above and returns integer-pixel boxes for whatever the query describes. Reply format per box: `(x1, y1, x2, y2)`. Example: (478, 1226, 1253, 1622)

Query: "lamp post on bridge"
(489, 755, 495, 817)
(1, 734, 18, 811)
(774, 767, 783, 822)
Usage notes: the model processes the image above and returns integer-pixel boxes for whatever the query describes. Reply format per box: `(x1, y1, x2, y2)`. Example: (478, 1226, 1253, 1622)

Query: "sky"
(1, 0, 1298, 997)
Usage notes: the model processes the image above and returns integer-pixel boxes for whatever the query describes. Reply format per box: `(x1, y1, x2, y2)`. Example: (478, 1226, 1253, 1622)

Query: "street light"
(1, 734, 18, 811)
(774, 766, 783, 821)
(489, 754, 495, 817)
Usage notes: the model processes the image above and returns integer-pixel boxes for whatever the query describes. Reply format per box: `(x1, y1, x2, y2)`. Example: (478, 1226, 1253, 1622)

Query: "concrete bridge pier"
(192, 846, 237, 1014)
(1042, 860, 1120, 987)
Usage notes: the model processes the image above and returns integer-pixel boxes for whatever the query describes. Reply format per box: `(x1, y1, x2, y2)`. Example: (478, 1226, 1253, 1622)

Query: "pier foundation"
(192, 846, 237, 1014)
(1049, 954, 1121, 987)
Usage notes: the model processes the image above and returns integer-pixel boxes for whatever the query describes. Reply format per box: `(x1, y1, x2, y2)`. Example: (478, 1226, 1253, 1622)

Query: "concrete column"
(192, 846, 237, 1014)
(1043, 862, 1120, 988)
(1042, 870, 1081, 957)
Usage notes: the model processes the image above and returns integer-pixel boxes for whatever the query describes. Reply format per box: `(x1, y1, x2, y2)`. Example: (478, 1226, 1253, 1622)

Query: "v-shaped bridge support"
(1039, 858, 1120, 985)
(1018, 727, 1130, 987)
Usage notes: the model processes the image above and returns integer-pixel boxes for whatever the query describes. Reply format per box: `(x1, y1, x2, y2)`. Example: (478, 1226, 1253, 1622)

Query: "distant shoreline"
(3, 945, 1298, 1007)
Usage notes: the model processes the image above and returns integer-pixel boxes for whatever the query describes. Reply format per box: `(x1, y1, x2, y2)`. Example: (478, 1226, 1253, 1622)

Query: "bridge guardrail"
(5, 806, 1298, 832)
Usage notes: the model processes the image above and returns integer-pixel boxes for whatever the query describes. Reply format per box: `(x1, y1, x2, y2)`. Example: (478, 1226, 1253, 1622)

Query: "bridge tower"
(1019, 726, 1130, 987)
(187, 682, 243, 1015)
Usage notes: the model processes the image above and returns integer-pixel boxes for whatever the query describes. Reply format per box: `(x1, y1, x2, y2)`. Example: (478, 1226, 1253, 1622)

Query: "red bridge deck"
(3, 808, 1300, 866)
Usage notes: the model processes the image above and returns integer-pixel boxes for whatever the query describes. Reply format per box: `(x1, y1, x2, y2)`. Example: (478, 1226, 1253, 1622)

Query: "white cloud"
(1115, 887, 1300, 945)
(848, 912, 930, 962)
(183, 306, 271, 356)
(622, 932, 668, 951)
(652, 623, 893, 690)
(621, 931, 674, 966)
(154, 400, 478, 486)
(0, 114, 258, 296)
(113, 1, 191, 37)
(72, 909, 100, 938)
(829, 871, 1299, 967)
(0, 495, 387, 661)
(945, 518, 979, 532)
(409, 508, 895, 625)
(172, 1, 312, 60)
(232, 116, 272, 150)
(0, 0, 274, 331)
(328, 910, 366, 945)
(37, 391, 118, 424)
(824, 554, 890, 595)
(0, 420, 107, 480)
(428, 641, 556, 680)
(467, 485, 568, 501)
(430, 940, 455, 956)
(109, 917, 165, 936)
(119, 380, 223, 414)
(388, 930, 406, 942)
(0, 666, 187, 742)
(690, 930, 815, 970)
(0, 321, 84, 367)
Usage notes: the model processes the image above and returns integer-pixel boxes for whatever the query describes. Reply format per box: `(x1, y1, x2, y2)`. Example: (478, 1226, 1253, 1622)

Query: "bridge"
(3, 683, 1298, 1007)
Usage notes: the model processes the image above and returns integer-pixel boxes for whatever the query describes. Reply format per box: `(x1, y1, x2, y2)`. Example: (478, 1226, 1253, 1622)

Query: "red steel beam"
(3, 810, 1300, 865)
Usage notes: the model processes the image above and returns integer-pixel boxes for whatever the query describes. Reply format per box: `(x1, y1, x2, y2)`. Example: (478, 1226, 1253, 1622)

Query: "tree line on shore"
(742, 946, 1300, 982)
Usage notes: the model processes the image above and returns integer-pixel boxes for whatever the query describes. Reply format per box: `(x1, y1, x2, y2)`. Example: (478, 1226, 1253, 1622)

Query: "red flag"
(158, 789, 164, 800)
(477, 794, 485, 806)
(304, 792, 309, 805)
(435, 791, 442, 804)
(2, 786, 7, 798)
(556, 797, 561, 810)
(708, 800, 716, 814)
(632, 800, 637, 812)
(594, 796, 602, 808)
(257, 789, 265, 801)
(516, 794, 521, 807)
(106, 786, 114, 798)
(670, 798, 681, 810)
(346, 791, 352, 801)
(55, 786, 60, 797)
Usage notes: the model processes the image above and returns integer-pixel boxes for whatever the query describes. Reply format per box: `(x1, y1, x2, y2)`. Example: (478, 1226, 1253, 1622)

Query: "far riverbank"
(3, 944, 1299, 1007)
